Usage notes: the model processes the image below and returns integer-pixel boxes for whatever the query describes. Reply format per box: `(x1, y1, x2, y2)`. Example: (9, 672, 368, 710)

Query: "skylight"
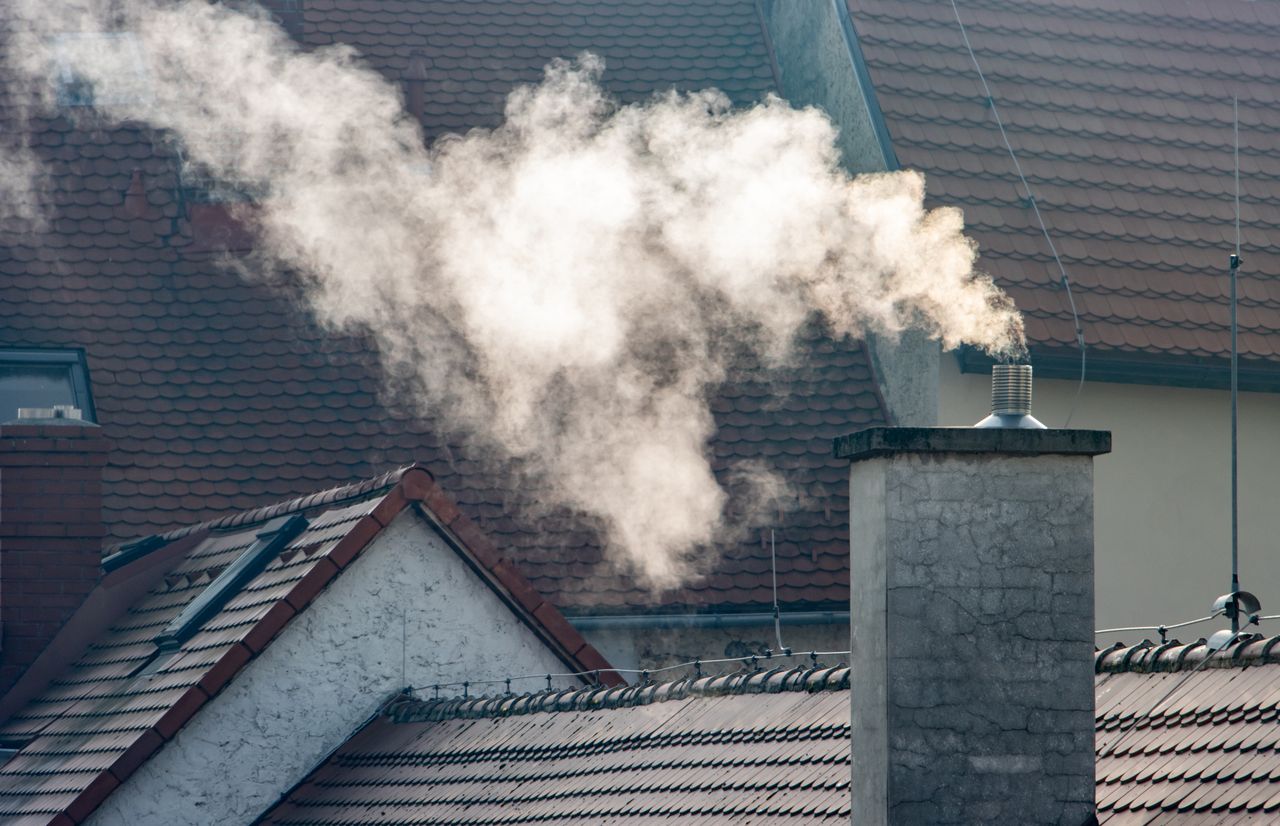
(0, 349, 96, 423)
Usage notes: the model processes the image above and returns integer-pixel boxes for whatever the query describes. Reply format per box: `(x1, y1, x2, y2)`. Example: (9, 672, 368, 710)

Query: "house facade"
(0, 447, 615, 825)
(2, 371, 1275, 822)
(758, 0, 1280, 643)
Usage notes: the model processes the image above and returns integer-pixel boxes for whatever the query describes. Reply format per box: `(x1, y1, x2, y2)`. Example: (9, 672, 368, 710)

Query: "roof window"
(54, 32, 150, 108)
(153, 514, 309, 653)
(0, 349, 96, 423)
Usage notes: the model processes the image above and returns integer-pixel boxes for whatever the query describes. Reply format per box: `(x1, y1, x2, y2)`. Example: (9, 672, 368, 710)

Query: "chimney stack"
(835, 424, 1109, 825)
(0, 407, 109, 694)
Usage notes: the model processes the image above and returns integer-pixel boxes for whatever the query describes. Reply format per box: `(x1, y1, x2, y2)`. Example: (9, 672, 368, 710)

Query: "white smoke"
(0, 143, 41, 225)
(6, 0, 1023, 586)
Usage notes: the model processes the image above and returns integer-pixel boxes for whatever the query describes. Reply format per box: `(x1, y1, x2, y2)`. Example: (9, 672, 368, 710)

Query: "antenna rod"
(770, 529, 787, 652)
(1229, 96, 1242, 632)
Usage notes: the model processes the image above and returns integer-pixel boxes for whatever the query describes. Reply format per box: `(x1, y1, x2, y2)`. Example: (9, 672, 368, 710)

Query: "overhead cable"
(949, 0, 1087, 425)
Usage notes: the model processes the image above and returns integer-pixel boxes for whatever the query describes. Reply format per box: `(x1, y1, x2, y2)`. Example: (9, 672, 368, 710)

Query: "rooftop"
(260, 665, 854, 825)
(0, 0, 885, 616)
(1097, 633, 1280, 821)
(0, 466, 614, 825)
(848, 0, 1280, 386)
(255, 631, 1280, 824)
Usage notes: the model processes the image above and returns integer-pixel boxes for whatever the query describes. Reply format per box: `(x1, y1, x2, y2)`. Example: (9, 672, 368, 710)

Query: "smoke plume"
(6, 0, 1023, 585)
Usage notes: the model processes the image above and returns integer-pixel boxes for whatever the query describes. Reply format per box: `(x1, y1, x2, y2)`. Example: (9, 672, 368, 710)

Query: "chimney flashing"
(834, 425, 1110, 462)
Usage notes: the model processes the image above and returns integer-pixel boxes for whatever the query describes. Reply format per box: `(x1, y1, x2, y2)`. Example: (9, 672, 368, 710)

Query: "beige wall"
(938, 356, 1280, 649)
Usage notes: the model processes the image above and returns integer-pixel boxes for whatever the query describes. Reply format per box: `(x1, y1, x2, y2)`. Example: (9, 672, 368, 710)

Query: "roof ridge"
(1096, 633, 1280, 673)
(107, 464, 418, 552)
(386, 664, 851, 723)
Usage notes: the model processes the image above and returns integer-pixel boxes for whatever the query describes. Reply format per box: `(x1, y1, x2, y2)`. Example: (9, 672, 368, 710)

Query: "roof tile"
(260, 665, 853, 824)
(849, 0, 1280, 369)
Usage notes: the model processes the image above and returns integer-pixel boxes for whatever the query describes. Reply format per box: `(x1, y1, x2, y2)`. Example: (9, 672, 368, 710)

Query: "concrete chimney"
(0, 410, 109, 694)
(835, 426, 1110, 825)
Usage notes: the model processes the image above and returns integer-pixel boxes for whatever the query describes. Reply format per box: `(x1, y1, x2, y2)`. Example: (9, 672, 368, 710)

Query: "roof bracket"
(153, 514, 308, 652)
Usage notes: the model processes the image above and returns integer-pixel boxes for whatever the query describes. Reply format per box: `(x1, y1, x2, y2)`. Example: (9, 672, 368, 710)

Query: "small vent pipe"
(974, 364, 1046, 429)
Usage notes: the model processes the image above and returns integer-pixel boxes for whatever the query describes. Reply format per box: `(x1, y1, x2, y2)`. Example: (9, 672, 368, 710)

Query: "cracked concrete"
(849, 444, 1098, 826)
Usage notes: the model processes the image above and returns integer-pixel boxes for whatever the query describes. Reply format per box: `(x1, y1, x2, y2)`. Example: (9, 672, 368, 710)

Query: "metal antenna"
(1229, 96, 1242, 632)
(770, 530, 789, 653)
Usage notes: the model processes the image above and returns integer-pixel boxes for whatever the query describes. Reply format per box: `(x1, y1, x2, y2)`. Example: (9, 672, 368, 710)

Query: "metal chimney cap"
(974, 364, 1047, 429)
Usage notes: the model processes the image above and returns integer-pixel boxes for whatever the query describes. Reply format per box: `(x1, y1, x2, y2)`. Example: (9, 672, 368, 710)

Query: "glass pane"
(0, 364, 78, 422)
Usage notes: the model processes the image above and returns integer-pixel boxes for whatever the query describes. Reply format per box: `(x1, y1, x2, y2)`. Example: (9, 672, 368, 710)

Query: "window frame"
(0, 348, 97, 422)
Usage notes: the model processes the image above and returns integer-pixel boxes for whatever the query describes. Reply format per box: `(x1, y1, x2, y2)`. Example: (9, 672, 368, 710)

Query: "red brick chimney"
(0, 409, 109, 695)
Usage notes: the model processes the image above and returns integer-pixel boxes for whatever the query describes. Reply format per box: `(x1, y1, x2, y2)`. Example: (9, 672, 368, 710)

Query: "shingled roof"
(847, 0, 1280, 386)
(0, 466, 616, 826)
(0, 0, 885, 616)
(1096, 633, 1280, 821)
(255, 632, 1280, 824)
(258, 665, 854, 824)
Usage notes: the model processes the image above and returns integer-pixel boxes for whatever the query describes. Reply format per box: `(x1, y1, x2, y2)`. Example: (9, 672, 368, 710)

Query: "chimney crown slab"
(834, 426, 1111, 462)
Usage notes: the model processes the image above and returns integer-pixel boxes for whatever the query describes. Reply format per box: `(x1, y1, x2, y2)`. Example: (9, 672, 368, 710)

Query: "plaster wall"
(86, 512, 575, 826)
(866, 330, 940, 426)
(938, 357, 1280, 647)
(849, 449, 1096, 825)
(757, 0, 889, 174)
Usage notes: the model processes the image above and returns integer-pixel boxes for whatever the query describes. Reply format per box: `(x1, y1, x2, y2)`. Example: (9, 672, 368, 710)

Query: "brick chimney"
(0, 409, 109, 694)
(836, 426, 1110, 825)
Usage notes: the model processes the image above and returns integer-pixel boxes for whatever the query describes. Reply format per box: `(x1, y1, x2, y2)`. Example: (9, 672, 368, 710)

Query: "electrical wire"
(949, 0, 1087, 425)
(1094, 612, 1221, 637)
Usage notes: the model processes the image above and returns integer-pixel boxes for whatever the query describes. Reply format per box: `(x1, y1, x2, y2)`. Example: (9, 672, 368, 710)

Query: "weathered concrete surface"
(87, 512, 575, 826)
(849, 440, 1100, 825)
(866, 330, 941, 427)
(836, 425, 1112, 461)
(757, 0, 892, 174)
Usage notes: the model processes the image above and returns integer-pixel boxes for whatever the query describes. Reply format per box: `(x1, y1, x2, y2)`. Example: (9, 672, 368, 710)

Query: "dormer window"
(54, 32, 150, 108)
(0, 349, 96, 423)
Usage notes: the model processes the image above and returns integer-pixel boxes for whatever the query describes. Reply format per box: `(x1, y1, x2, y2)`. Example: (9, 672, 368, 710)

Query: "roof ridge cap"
(1096, 633, 1280, 673)
(385, 664, 851, 723)
(107, 464, 421, 552)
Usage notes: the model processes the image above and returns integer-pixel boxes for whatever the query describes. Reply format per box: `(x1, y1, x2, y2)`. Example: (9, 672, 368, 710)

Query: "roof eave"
(958, 344, 1280, 393)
